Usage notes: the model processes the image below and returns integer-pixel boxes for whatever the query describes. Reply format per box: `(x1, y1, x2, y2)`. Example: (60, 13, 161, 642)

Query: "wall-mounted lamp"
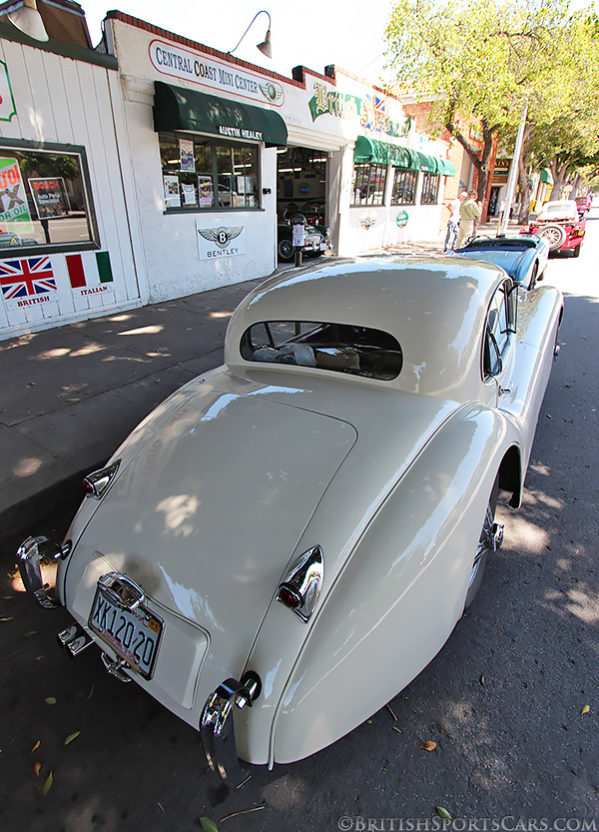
(5, 0, 49, 42)
(228, 10, 272, 59)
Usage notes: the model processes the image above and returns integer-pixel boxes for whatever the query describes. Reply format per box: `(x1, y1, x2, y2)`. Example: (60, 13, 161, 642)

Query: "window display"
(0, 143, 96, 253)
(159, 132, 259, 211)
(352, 163, 386, 206)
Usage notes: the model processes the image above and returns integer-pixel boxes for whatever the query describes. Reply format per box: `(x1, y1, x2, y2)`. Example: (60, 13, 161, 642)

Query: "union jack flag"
(0, 257, 57, 301)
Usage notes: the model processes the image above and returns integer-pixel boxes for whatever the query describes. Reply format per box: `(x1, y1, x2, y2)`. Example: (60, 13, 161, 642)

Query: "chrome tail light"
(276, 545, 323, 622)
(83, 459, 121, 499)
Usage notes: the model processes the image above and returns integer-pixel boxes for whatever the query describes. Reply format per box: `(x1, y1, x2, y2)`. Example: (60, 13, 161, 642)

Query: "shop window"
(420, 173, 440, 205)
(0, 141, 97, 255)
(159, 132, 259, 211)
(391, 168, 417, 205)
(352, 163, 387, 206)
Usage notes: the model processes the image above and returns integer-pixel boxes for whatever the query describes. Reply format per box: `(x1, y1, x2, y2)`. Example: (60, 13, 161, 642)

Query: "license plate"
(89, 588, 163, 679)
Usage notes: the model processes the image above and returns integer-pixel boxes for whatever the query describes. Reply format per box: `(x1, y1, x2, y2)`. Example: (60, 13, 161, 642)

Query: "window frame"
(159, 131, 262, 214)
(240, 319, 403, 381)
(390, 167, 417, 206)
(351, 162, 387, 207)
(482, 279, 517, 380)
(0, 138, 100, 258)
(420, 172, 440, 205)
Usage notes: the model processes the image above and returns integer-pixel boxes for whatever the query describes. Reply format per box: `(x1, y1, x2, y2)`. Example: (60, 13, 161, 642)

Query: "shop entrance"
(276, 146, 328, 262)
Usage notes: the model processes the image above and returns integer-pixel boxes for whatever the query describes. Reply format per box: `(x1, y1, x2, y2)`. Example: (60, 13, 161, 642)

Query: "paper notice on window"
(163, 175, 180, 208)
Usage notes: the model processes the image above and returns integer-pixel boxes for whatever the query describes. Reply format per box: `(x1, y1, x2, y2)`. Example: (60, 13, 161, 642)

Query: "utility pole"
(497, 107, 527, 237)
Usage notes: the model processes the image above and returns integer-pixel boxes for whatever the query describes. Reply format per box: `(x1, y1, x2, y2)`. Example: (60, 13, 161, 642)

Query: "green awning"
(354, 136, 456, 175)
(153, 81, 288, 147)
(414, 151, 439, 173)
(354, 136, 412, 168)
(539, 167, 554, 185)
(437, 158, 457, 176)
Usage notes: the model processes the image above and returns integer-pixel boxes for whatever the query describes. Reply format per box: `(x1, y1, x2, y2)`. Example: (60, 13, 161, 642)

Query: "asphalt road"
(1, 212, 599, 832)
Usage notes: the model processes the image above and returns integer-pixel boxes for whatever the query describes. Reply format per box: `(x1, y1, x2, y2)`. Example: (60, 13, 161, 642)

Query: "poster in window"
(163, 174, 181, 208)
(179, 139, 195, 173)
(181, 183, 197, 206)
(198, 175, 214, 207)
(28, 177, 71, 219)
(0, 157, 34, 238)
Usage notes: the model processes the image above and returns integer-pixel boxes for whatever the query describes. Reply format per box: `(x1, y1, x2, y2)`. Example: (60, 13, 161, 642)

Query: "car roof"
(225, 257, 507, 398)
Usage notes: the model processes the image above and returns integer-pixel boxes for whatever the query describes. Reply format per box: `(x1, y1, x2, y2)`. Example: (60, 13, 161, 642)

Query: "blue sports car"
(452, 234, 549, 290)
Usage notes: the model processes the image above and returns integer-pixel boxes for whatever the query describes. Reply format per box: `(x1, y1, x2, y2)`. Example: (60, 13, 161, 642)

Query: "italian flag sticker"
(66, 252, 114, 294)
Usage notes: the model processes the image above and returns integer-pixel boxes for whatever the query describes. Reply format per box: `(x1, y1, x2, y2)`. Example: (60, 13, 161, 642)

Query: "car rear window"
(240, 321, 403, 380)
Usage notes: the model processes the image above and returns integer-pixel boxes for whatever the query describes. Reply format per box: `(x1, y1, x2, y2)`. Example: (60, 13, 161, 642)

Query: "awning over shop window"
(539, 167, 554, 185)
(153, 81, 288, 147)
(354, 136, 413, 168)
(354, 135, 456, 175)
(436, 158, 457, 176)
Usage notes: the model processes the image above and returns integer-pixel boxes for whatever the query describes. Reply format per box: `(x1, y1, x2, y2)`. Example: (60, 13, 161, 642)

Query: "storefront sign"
(163, 174, 180, 209)
(28, 177, 71, 219)
(0, 157, 34, 237)
(197, 224, 245, 260)
(0, 60, 16, 122)
(218, 125, 263, 141)
(149, 40, 284, 107)
(309, 83, 410, 139)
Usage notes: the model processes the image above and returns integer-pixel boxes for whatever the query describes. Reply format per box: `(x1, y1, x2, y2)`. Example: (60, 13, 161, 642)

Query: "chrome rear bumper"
(16, 535, 71, 608)
(200, 671, 261, 784)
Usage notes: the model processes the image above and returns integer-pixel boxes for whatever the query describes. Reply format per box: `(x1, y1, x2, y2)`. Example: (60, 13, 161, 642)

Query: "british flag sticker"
(0, 256, 57, 308)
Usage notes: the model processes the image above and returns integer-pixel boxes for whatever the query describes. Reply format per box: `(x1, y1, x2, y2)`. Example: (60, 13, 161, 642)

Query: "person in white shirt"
(444, 191, 467, 251)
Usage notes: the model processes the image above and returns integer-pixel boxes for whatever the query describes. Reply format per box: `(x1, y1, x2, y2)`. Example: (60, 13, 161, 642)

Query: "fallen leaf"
(392, 726, 403, 734)
(45, 697, 57, 705)
(26, 381, 37, 387)
(200, 817, 219, 832)
(581, 705, 590, 716)
(34, 762, 41, 777)
(31, 740, 41, 753)
(22, 630, 38, 638)
(367, 720, 373, 724)
(65, 397, 80, 403)
(0, 617, 13, 622)
(64, 731, 81, 746)
(42, 771, 53, 796)
(386, 704, 398, 721)
(157, 802, 165, 813)
(421, 741, 437, 752)
(480, 674, 485, 686)
(436, 807, 452, 820)
(86, 684, 95, 701)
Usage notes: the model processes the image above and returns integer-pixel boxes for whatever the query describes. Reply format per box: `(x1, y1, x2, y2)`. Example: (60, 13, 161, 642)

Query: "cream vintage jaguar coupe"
(18, 257, 563, 782)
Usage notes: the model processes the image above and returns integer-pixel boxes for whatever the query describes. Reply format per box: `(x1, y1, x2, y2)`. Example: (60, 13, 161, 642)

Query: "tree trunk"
(445, 111, 497, 217)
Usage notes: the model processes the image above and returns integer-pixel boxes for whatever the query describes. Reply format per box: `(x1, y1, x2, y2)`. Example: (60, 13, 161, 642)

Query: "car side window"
(483, 281, 516, 378)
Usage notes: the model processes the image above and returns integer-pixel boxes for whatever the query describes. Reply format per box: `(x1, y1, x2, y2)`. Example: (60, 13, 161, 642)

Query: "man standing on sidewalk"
(444, 191, 467, 251)
(456, 189, 482, 248)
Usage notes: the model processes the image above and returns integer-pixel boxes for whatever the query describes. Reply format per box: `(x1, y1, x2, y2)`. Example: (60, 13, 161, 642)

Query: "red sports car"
(524, 200, 585, 257)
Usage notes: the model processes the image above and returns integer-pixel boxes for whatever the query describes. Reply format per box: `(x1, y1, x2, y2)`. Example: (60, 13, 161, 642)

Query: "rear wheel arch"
(497, 445, 522, 508)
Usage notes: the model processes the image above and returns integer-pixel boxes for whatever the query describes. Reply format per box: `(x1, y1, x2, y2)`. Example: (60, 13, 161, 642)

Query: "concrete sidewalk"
(0, 222, 513, 538)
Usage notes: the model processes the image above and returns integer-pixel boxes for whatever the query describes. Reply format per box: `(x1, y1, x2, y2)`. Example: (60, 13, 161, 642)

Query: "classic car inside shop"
(0, 4, 456, 339)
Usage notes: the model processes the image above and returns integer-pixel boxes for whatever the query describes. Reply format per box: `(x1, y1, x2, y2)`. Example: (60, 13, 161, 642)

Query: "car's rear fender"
(236, 403, 517, 766)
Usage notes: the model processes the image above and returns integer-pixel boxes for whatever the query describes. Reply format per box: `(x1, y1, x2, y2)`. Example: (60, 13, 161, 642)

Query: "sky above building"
(80, 0, 396, 84)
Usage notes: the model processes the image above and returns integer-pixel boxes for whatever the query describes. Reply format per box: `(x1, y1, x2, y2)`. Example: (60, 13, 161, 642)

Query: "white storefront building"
(0, 6, 455, 338)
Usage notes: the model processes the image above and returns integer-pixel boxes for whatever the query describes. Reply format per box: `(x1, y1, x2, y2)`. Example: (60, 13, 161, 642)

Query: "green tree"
(385, 0, 599, 219)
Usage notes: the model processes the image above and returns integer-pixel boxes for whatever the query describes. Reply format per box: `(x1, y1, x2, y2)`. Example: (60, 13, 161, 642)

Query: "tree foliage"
(384, 0, 599, 216)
